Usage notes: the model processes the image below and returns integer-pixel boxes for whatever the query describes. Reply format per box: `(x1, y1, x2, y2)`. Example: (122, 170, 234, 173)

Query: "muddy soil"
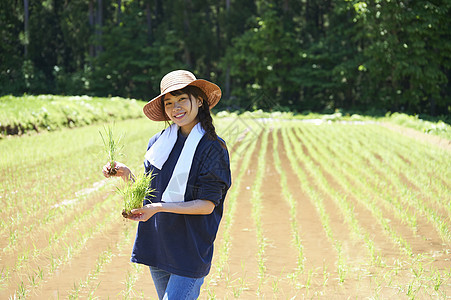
(1, 123, 450, 299)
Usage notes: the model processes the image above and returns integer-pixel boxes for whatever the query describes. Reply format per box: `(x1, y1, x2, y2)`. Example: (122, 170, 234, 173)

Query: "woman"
(102, 70, 231, 299)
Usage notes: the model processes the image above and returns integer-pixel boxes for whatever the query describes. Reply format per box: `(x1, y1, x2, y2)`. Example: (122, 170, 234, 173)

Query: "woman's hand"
(126, 200, 215, 222)
(102, 161, 133, 182)
(127, 204, 161, 222)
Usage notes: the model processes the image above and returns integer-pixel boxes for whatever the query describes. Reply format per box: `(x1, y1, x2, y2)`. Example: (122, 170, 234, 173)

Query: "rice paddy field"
(0, 116, 450, 299)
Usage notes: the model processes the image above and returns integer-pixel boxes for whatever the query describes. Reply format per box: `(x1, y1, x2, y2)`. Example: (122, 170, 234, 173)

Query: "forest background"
(1, 0, 450, 118)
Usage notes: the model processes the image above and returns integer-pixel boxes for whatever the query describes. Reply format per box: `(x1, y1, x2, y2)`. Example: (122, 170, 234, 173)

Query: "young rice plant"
(99, 124, 124, 175)
(118, 172, 155, 218)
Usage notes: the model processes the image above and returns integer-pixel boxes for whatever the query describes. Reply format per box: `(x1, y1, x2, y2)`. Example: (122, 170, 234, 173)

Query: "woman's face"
(163, 92, 202, 135)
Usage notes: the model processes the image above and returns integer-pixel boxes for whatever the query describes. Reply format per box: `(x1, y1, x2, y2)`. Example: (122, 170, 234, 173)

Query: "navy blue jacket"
(131, 129, 231, 278)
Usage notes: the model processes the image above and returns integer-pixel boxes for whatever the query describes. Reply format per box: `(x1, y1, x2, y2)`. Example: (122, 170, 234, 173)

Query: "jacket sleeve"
(195, 141, 231, 206)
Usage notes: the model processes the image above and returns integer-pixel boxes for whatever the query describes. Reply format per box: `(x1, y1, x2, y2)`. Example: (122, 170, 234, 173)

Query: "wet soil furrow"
(294, 125, 421, 260)
(282, 127, 370, 284)
(73, 223, 155, 300)
(205, 135, 252, 292)
(1, 194, 121, 299)
(351, 127, 450, 244)
(30, 217, 131, 299)
(303, 124, 448, 246)
(362, 126, 450, 215)
(258, 130, 299, 295)
(277, 129, 339, 287)
(213, 135, 261, 298)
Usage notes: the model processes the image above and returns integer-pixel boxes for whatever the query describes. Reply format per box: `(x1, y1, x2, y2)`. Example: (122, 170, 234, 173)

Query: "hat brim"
(143, 79, 221, 121)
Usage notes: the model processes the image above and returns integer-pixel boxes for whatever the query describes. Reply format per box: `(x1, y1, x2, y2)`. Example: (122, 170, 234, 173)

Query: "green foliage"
(384, 112, 451, 140)
(223, 6, 302, 109)
(0, 95, 145, 136)
(353, 0, 451, 115)
(0, 0, 450, 116)
(88, 1, 159, 100)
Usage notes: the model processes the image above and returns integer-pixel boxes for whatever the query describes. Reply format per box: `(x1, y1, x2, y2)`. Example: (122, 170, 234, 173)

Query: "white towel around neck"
(144, 123, 205, 203)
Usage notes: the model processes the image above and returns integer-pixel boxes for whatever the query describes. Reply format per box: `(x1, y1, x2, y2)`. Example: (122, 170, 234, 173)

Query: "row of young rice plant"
(375, 126, 450, 201)
(292, 124, 412, 260)
(204, 127, 261, 298)
(343, 125, 450, 296)
(0, 126, 134, 244)
(335, 125, 446, 233)
(244, 121, 448, 298)
(209, 123, 326, 298)
(0, 118, 165, 298)
(271, 128, 305, 279)
(1, 114, 449, 298)
(249, 129, 269, 292)
(294, 123, 446, 298)
(280, 125, 350, 284)
(10, 193, 121, 299)
(0, 124, 151, 259)
(287, 125, 386, 264)
(317, 125, 422, 238)
(66, 221, 139, 299)
(360, 126, 451, 241)
(361, 124, 448, 204)
(304, 126, 408, 260)
(0, 114, 256, 299)
(325, 123, 450, 243)
(288, 122, 450, 298)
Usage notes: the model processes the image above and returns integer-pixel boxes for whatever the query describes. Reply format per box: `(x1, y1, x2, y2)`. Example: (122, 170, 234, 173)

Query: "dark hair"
(161, 85, 226, 149)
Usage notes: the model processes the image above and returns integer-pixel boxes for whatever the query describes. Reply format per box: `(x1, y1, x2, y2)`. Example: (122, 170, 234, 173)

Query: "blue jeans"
(149, 266, 205, 300)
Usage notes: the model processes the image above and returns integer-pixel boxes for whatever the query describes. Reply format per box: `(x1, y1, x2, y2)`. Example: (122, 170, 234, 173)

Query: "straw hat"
(143, 70, 222, 121)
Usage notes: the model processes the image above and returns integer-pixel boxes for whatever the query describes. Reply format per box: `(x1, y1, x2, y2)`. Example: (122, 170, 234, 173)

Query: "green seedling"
(118, 172, 155, 218)
(99, 124, 124, 175)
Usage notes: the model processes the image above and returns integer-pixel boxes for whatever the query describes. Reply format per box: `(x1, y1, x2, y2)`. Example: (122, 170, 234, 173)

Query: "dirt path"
(382, 123, 451, 152)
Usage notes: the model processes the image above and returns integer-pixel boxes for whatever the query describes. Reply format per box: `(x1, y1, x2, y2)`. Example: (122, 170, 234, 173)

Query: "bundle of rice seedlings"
(118, 172, 155, 218)
(99, 124, 124, 175)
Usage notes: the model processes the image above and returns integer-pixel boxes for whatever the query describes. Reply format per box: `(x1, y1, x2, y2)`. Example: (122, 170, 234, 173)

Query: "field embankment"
(0, 95, 145, 137)
(2, 95, 450, 142)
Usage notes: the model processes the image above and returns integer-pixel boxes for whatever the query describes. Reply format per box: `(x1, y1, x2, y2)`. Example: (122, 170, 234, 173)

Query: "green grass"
(0, 95, 145, 136)
(385, 112, 450, 139)
(2, 95, 449, 141)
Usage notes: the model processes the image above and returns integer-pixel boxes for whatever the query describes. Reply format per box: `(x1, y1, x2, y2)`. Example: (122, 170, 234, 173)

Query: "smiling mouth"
(174, 112, 186, 119)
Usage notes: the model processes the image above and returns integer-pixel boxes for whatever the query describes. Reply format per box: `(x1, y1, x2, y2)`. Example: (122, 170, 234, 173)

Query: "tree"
(0, 0, 448, 116)
(354, 0, 451, 115)
(224, 3, 303, 110)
